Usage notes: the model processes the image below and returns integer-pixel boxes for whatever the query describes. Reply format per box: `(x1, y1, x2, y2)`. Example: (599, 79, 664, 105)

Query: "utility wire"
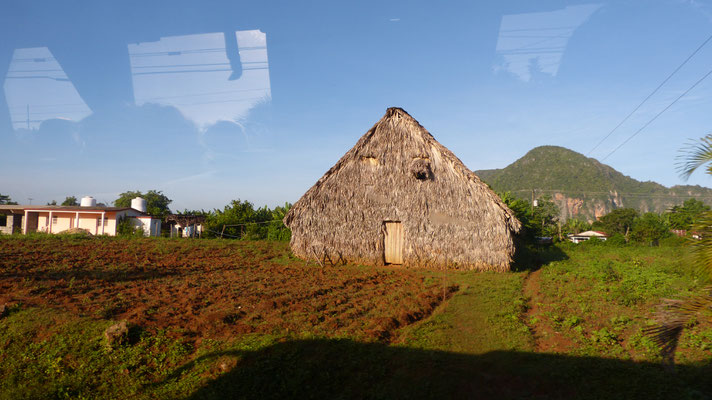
(587, 33, 712, 157)
(601, 65, 712, 161)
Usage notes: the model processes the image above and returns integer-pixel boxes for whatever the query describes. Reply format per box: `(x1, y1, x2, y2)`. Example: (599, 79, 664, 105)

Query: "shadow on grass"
(511, 240, 569, 272)
(168, 339, 711, 400)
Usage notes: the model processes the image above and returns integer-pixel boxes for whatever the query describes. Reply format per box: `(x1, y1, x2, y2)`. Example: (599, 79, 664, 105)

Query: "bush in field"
(657, 235, 686, 247)
(116, 217, 144, 237)
(580, 237, 605, 246)
(604, 234, 627, 246)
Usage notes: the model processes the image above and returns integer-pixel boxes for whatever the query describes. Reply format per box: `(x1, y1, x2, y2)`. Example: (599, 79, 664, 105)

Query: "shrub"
(604, 234, 626, 246)
(117, 217, 145, 237)
(580, 237, 605, 246)
(658, 235, 686, 247)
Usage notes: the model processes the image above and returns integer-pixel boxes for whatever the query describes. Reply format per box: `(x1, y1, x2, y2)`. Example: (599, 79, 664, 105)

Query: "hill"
(476, 146, 712, 221)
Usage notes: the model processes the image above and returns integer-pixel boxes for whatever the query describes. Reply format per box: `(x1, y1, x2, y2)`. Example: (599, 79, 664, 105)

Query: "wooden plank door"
(384, 222, 403, 264)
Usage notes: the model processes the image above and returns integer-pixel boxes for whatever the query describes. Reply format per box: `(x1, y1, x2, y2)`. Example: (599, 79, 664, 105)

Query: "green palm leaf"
(647, 136, 712, 365)
(678, 134, 712, 179)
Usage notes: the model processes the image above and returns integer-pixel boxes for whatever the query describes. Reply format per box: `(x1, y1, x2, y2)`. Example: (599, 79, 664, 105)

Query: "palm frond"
(689, 211, 712, 284)
(646, 135, 712, 366)
(644, 287, 712, 365)
(677, 134, 712, 180)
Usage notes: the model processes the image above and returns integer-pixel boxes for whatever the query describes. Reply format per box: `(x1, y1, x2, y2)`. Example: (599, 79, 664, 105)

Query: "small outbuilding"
(165, 214, 206, 238)
(284, 107, 521, 271)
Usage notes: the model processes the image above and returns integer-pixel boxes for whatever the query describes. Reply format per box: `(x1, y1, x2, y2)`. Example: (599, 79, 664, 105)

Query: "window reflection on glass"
(128, 30, 271, 129)
(494, 4, 602, 82)
(3, 47, 92, 131)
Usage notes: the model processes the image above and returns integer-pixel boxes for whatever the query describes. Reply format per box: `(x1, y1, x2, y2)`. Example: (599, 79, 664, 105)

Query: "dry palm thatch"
(284, 107, 521, 271)
(645, 134, 712, 366)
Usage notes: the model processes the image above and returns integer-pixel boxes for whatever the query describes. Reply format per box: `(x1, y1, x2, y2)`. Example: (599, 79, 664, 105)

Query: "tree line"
(499, 192, 709, 246)
(112, 190, 292, 241)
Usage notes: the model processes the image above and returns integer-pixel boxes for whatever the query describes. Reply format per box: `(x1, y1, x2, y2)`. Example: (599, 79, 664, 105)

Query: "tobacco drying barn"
(284, 107, 521, 271)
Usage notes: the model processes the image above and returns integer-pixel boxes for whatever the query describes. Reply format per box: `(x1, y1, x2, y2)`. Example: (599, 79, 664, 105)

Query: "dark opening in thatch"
(284, 107, 521, 271)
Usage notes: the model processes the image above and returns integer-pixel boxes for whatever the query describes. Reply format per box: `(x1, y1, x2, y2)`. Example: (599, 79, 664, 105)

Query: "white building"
(567, 230, 608, 244)
(0, 196, 162, 237)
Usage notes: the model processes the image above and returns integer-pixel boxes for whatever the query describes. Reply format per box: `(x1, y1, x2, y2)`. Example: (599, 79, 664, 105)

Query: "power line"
(128, 46, 266, 58)
(586, 33, 712, 157)
(130, 66, 267, 76)
(601, 65, 712, 161)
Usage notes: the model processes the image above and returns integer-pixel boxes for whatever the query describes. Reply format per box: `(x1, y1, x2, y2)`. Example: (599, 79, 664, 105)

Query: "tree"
(47, 200, 57, 205)
(61, 196, 78, 206)
(202, 200, 291, 241)
(498, 192, 536, 239)
(0, 194, 18, 205)
(666, 198, 710, 230)
(562, 218, 591, 236)
(646, 135, 712, 366)
(267, 203, 292, 241)
(593, 208, 638, 239)
(114, 190, 172, 218)
(630, 212, 670, 245)
(531, 195, 559, 237)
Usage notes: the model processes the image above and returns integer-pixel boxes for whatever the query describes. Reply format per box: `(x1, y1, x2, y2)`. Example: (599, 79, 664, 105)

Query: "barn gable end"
(284, 107, 521, 271)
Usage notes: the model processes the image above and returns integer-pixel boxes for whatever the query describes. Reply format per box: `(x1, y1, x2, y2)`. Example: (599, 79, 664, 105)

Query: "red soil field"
(0, 237, 456, 344)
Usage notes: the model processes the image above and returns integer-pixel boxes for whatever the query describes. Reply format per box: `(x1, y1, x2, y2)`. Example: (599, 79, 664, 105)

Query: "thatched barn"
(284, 107, 521, 271)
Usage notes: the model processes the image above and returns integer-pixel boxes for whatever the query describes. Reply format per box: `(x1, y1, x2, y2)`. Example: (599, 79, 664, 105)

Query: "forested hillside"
(476, 146, 712, 221)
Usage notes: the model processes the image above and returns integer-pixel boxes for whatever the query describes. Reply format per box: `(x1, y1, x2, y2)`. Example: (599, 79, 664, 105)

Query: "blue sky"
(2, 0, 712, 211)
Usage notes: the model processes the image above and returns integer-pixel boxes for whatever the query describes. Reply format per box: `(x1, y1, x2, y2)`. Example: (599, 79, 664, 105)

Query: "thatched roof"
(284, 107, 521, 271)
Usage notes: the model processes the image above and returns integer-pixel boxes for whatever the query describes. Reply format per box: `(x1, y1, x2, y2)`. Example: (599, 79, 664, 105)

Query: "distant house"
(0, 196, 161, 236)
(165, 214, 206, 238)
(567, 230, 608, 244)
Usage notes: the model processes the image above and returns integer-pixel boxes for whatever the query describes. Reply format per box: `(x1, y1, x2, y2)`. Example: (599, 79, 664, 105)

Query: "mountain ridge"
(475, 146, 712, 221)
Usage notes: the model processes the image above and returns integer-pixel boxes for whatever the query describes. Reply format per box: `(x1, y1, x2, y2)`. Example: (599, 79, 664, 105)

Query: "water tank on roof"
(131, 197, 147, 213)
(80, 196, 96, 207)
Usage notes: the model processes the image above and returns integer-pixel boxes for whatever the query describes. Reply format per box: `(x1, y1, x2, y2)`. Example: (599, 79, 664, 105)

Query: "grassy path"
(522, 268, 574, 353)
(398, 271, 533, 354)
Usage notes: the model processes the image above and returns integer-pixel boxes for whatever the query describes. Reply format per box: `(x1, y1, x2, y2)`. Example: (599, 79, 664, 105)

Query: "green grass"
(399, 271, 532, 354)
(534, 244, 711, 362)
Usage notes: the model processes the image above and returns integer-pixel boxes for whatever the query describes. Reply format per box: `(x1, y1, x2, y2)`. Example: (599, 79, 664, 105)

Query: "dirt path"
(522, 269, 573, 353)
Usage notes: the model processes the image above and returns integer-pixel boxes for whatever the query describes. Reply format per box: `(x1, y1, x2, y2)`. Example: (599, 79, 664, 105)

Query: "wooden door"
(384, 222, 403, 264)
